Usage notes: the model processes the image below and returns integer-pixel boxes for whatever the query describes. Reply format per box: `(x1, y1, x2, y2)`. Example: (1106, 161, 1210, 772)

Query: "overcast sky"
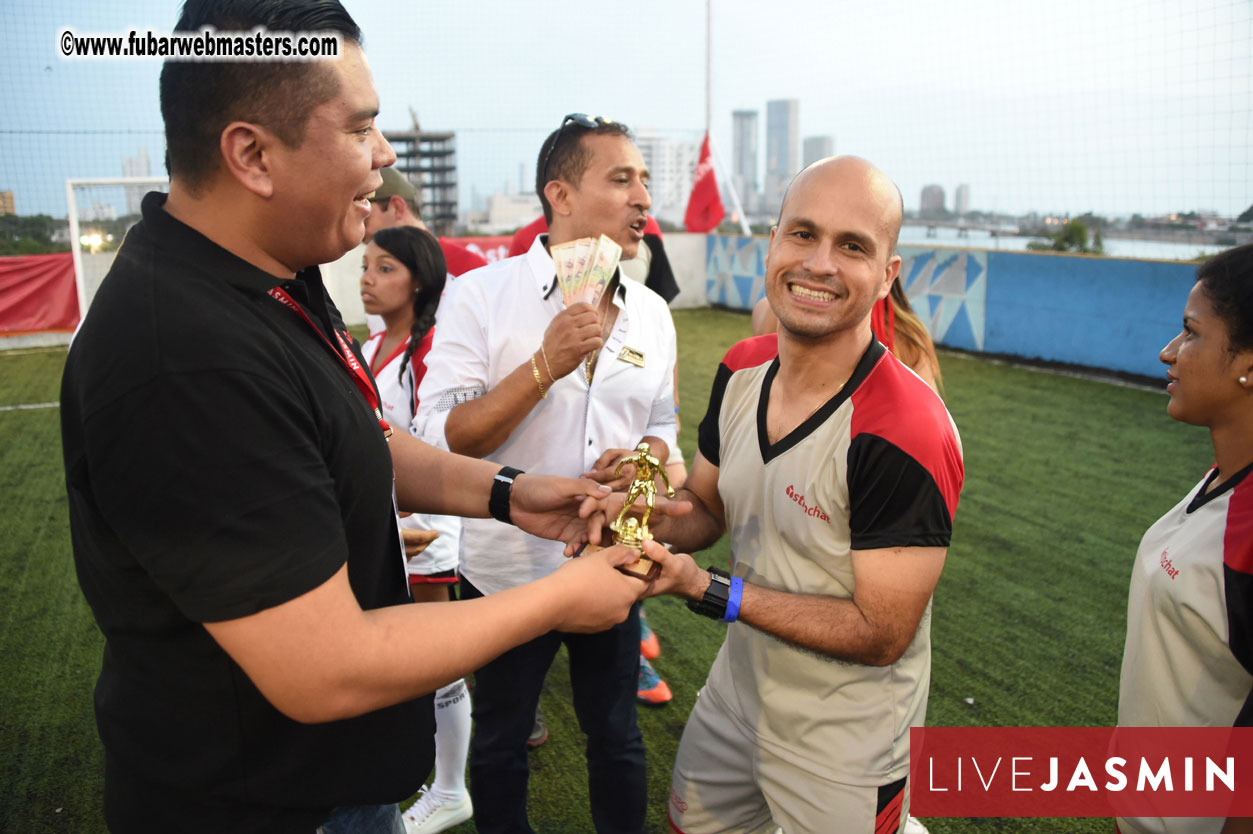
(2, 0, 1249, 219)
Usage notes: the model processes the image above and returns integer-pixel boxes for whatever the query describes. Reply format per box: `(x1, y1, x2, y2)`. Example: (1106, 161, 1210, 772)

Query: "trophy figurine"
(607, 441, 675, 580)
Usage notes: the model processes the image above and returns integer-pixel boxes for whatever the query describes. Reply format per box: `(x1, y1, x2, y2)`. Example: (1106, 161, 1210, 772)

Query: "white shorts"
(401, 510, 460, 577)
(668, 687, 910, 834)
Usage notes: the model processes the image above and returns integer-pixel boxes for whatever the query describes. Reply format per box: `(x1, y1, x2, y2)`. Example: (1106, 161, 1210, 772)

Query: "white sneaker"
(402, 788, 473, 834)
(903, 817, 930, 834)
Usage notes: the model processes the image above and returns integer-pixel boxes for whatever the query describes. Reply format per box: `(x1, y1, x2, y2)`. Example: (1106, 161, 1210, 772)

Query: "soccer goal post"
(66, 176, 170, 323)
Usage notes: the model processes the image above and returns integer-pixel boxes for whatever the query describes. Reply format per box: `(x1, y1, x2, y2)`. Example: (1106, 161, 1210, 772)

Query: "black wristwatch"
(489, 466, 524, 525)
(686, 566, 732, 620)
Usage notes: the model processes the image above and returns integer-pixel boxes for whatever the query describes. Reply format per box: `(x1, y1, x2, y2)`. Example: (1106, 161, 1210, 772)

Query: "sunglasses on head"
(540, 113, 615, 183)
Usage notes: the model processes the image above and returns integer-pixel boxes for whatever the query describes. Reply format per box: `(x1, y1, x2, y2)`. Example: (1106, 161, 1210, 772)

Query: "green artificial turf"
(0, 310, 1214, 832)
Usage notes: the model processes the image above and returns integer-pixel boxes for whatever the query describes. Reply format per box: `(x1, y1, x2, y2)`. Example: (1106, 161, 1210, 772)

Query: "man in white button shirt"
(416, 114, 678, 834)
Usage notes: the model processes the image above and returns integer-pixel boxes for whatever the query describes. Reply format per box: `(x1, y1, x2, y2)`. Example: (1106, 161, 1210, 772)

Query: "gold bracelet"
(531, 353, 547, 398)
(539, 344, 556, 383)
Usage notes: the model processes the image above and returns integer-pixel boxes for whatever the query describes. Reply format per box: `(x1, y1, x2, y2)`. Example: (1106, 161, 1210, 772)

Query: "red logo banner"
(909, 727, 1253, 818)
(451, 236, 511, 264)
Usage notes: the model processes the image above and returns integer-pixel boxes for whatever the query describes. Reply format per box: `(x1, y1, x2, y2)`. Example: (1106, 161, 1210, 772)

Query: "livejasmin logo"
(909, 727, 1253, 818)
(926, 754, 1234, 793)
(784, 484, 830, 523)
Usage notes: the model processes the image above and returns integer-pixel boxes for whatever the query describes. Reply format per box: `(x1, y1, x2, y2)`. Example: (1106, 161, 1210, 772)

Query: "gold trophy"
(606, 442, 674, 580)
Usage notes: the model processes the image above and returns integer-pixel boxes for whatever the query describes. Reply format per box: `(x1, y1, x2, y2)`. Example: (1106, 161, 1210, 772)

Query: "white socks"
(430, 678, 471, 800)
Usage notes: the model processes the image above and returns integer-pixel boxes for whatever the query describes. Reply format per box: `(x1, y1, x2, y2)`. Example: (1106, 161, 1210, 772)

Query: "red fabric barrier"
(450, 236, 512, 265)
(0, 252, 79, 333)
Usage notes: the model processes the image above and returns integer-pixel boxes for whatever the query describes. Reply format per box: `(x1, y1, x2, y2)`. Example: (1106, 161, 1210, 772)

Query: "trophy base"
(582, 543, 662, 581)
(619, 552, 661, 581)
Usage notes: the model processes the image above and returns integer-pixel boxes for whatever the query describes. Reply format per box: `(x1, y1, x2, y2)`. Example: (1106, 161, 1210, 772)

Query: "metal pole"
(66, 179, 86, 325)
(705, 0, 711, 136)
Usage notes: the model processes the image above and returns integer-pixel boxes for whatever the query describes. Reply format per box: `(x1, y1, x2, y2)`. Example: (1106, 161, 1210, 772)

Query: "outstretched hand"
(510, 473, 612, 545)
(582, 447, 636, 489)
(548, 543, 651, 632)
(564, 489, 694, 556)
(400, 527, 440, 558)
(637, 539, 708, 601)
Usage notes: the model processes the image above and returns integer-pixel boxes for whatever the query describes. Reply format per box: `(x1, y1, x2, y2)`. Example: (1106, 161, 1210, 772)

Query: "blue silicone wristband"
(723, 577, 743, 623)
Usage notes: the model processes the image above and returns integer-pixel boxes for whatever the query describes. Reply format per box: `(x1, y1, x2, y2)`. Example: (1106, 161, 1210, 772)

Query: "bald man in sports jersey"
(617, 156, 965, 834)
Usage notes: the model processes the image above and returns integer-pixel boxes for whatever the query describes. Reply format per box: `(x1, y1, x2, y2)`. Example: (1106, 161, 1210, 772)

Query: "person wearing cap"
(416, 114, 678, 834)
(367, 166, 490, 279)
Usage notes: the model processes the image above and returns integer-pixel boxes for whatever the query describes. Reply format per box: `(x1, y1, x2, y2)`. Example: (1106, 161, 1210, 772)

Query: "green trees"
(1027, 218, 1105, 254)
(0, 214, 68, 256)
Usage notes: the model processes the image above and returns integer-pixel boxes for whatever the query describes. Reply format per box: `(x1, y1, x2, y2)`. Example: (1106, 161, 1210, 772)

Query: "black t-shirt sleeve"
(846, 433, 954, 550)
(698, 362, 734, 466)
(82, 367, 350, 623)
(642, 234, 680, 303)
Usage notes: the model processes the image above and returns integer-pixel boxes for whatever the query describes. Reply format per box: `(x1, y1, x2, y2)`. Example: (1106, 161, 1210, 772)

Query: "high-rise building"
(122, 148, 151, 216)
(954, 183, 971, 216)
(920, 184, 946, 216)
(731, 109, 758, 213)
(634, 129, 700, 226)
(85, 202, 117, 222)
(803, 135, 834, 167)
(384, 129, 459, 236)
(764, 98, 799, 216)
(0, 190, 15, 216)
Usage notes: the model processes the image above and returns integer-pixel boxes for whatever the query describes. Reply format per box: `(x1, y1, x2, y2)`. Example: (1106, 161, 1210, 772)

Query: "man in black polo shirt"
(59, 2, 648, 832)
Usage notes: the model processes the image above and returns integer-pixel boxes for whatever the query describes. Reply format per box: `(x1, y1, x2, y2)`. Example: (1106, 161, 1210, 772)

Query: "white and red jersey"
(1117, 463, 1253, 834)
(363, 331, 422, 427)
(697, 334, 964, 785)
(362, 329, 458, 578)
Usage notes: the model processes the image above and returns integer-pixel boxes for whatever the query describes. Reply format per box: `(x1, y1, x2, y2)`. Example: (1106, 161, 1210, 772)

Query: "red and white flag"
(684, 133, 725, 233)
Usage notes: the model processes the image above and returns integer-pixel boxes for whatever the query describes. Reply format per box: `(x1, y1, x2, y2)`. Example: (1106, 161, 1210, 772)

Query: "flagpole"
(703, 0, 749, 236)
(705, 0, 711, 136)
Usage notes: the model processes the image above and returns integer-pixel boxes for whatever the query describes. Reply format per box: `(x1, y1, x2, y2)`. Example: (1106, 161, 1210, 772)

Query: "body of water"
(898, 225, 1224, 262)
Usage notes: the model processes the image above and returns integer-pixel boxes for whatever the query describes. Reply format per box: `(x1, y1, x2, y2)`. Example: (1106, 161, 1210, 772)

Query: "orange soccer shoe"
(636, 656, 672, 706)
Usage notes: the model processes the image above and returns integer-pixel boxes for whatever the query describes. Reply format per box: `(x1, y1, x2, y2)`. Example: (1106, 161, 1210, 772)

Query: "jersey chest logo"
(1159, 548, 1181, 579)
(785, 484, 830, 523)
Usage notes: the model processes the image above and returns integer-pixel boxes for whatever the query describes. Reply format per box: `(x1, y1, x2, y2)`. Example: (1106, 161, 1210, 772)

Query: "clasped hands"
(561, 446, 702, 600)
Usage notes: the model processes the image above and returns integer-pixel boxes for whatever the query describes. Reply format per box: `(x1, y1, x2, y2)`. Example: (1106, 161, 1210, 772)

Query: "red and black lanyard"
(267, 286, 393, 439)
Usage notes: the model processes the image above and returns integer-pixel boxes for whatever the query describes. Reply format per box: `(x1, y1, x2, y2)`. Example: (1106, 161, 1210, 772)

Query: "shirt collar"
(138, 190, 332, 327)
(139, 191, 326, 295)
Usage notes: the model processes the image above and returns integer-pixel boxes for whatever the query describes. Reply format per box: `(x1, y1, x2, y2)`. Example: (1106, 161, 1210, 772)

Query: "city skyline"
(763, 98, 798, 216)
(2, 0, 1249, 221)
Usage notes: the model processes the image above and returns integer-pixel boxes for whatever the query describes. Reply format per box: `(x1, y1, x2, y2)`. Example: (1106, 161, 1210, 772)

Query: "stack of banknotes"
(551, 234, 622, 307)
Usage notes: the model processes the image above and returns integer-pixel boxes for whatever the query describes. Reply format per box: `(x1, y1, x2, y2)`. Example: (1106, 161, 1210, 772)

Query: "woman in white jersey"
(1117, 243, 1253, 834)
(361, 226, 474, 833)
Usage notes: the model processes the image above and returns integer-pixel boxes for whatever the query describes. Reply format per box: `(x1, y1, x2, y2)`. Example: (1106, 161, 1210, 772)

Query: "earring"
(1241, 376, 1249, 385)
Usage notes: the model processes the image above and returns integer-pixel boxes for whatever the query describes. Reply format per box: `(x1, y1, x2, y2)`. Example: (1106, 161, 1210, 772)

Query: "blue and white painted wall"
(704, 235, 1197, 380)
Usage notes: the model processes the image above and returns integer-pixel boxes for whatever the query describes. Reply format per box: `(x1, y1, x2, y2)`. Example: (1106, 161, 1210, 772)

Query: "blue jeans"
(319, 803, 405, 834)
(461, 577, 645, 834)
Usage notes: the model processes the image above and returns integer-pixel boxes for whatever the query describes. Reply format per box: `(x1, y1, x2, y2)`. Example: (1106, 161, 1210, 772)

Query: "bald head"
(778, 156, 903, 252)
(763, 155, 904, 343)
